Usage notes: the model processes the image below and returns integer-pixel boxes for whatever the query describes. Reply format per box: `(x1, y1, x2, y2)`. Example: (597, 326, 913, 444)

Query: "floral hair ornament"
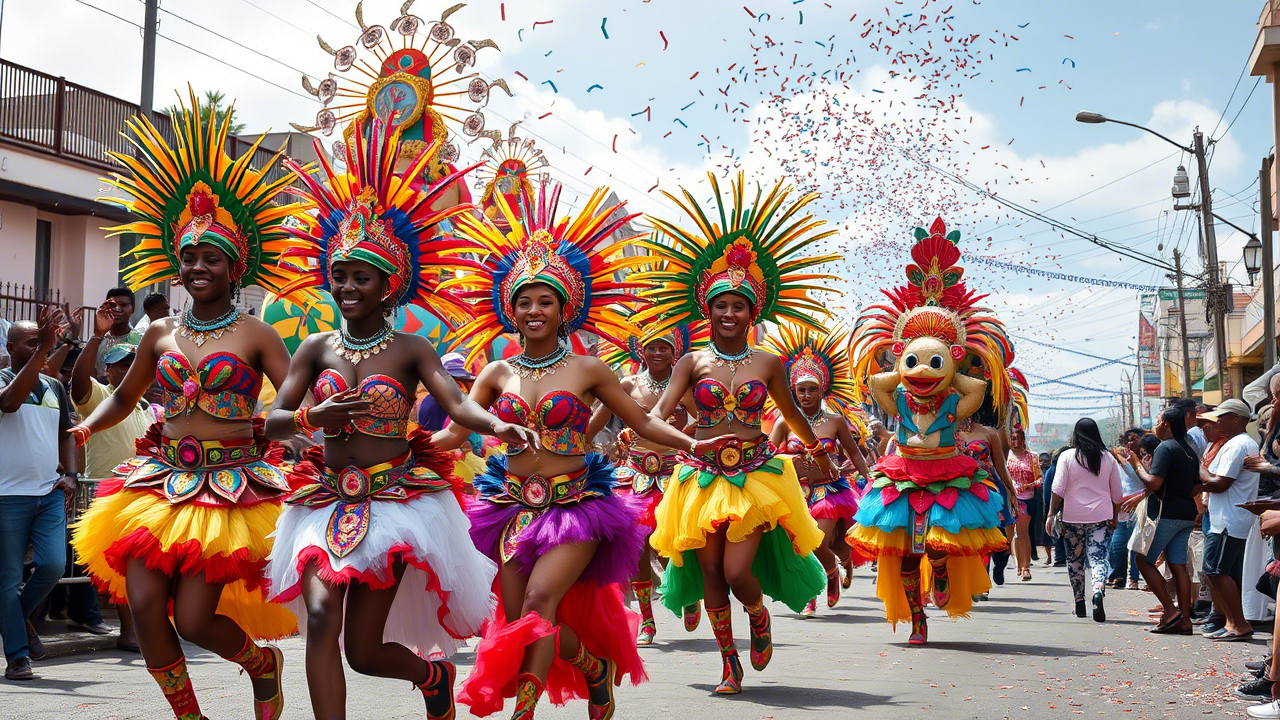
(598, 303, 709, 374)
(850, 217, 1014, 406)
(104, 87, 314, 301)
(632, 172, 840, 337)
(446, 181, 646, 364)
(278, 119, 479, 324)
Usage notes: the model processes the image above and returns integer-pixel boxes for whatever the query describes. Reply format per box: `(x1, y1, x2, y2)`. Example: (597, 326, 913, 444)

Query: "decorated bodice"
(693, 378, 767, 428)
(493, 390, 590, 455)
(893, 387, 959, 448)
(313, 369, 411, 438)
(783, 436, 839, 457)
(157, 351, 261, 421)
(962, 435, 996, 475)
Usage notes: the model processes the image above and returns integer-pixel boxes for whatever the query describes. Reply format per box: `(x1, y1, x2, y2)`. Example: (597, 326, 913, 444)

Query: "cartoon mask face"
(896, 336, 955, 398)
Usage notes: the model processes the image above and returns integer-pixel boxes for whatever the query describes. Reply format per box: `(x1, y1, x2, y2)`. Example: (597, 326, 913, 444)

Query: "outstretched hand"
(305, 388, 372, 429)
(492, 421, 536, 449)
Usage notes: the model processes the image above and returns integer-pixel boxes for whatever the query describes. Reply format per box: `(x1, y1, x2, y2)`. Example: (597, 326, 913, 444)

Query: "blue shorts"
(1141, 517, 1196, 566)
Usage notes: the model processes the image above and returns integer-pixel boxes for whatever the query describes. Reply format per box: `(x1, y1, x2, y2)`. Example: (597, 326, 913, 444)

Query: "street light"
(1244, 235, 1263, 284)
(1075, 111, 1107, 124)
(1074, 110, 1193, 153)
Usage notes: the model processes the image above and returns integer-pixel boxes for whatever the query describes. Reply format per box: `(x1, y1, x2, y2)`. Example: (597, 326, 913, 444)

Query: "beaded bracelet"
(803, 438, 829, 457)
(294, 407, 319, 435)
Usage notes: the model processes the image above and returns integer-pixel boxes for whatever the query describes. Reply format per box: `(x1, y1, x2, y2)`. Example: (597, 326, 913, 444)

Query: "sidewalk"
(30, 604, 123, 659)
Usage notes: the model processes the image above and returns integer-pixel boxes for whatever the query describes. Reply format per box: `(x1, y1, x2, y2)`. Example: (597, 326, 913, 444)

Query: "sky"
(3, 0, 1273, 428)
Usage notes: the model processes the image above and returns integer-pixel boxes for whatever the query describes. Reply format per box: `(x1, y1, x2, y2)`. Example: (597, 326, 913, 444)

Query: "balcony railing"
(1262, 0, 1280, 27)
(0, 58, 288, 184)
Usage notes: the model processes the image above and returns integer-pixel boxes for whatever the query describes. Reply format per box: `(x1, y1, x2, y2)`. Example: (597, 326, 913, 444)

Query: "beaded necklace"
(640, 369, 671, 394)
(178, 306, 241, 347)
(333, 321, 394, 364)
(710, 342, 753, 372)
(511, 343, 570, 381)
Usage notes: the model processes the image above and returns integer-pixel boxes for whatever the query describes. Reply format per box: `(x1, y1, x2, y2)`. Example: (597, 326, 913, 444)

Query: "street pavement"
(0, 565, 1268, 719)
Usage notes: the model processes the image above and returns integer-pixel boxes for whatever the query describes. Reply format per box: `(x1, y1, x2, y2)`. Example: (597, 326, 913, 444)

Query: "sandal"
(1021, 569, 1032, 582)
(1214, 631, 1256, 642)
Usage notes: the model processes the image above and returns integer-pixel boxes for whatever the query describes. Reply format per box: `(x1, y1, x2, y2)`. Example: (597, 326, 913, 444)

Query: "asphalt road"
(0, 565, 1266, 719)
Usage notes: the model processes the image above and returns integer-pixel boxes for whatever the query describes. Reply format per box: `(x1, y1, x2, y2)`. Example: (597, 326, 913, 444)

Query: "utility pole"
(1262, 156, 1276, 370)
(1172, 249, 1195, 398)
(139, 0, 159, 119)
(1193, 129, 1230, 398)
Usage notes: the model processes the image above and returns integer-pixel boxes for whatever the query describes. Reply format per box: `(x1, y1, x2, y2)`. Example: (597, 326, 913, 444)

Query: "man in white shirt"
(1199, 398, 1261, 641)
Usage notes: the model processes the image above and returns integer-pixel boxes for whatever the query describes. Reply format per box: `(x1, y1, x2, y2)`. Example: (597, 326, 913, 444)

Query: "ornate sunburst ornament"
(293, 0, 511, 184)
(474, 122, 549, 225)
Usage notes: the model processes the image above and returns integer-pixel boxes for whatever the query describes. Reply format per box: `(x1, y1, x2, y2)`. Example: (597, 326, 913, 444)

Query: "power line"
(1220, 76, 1263, 141)
(71, 0, 316, 103)
(157, 4, 316, 80)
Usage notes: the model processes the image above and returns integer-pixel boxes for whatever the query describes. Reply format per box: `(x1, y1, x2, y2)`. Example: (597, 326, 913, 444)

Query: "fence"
(0, 282, 93, 340)
(0, 58, 289, 184)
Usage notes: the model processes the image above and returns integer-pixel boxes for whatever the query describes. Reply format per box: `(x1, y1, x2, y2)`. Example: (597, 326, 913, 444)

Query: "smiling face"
(708, 292, 752, 343)
(794, 379, 822, 412)
(178, 243, 235, 303)
(512, 282, 564, 343)
(330, 259, 390, 322)
(896, 336, 955, 398)
(641, 338, 676, 374)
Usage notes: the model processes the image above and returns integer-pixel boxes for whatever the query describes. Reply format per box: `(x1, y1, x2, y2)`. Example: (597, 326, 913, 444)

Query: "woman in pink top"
(1006, 429, 1042, 581)
(1045, 418, 1123, 623)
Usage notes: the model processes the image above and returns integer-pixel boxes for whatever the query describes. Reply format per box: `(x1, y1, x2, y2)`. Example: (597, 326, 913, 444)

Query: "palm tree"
(165, 90, 246, 136)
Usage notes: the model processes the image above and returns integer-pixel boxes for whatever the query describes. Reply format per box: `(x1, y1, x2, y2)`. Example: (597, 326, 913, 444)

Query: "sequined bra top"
(783, 436, 839, 456)
(157, 351, 261, 421)
(692, 378, 767, 428)
(962, 437, 996, 475)
(493, 390, 590, 455)
(313, 369, 411, 438)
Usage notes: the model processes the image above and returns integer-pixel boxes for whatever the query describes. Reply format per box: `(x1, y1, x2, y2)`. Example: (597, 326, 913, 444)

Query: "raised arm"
(953, 373, 988, 421)
(75, 318, 164, 436)
(765, 354, 836, 476)
(432, 362, 505, 451)
(867, 370, 899, 416)
(590, 358, 693, 452)
(71, 303, 116, 404)
(0, 307, 63, 414)
(649, 353, 695, 422)
(413, 335, 534, 447)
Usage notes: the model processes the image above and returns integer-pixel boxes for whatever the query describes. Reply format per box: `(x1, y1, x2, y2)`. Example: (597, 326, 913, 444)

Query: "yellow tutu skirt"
(651, 453, 826, 613)
(72, 485, 297, 640)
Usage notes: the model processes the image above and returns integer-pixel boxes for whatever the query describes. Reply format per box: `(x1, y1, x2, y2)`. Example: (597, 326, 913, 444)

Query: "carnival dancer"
(437, 182, 699, 720)
(765, 323, 871, 617)
(259, 124, 531, 720)
(847, 217, 1012, 645)
(591, 316, 707, 644)
(635, 172, 840, 695)
(69, 92, 307, 720)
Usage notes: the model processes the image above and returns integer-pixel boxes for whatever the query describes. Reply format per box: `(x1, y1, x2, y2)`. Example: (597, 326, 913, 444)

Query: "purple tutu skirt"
(468, 453, 644, 586)
(804, 474, 861, 521)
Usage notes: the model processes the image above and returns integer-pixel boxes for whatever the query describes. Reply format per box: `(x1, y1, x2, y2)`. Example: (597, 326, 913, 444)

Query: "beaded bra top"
(493, 390, 591, 456)
(312, 369, 411, 438)
(692, 378, 767, 428)
(157, 351, 261, 421)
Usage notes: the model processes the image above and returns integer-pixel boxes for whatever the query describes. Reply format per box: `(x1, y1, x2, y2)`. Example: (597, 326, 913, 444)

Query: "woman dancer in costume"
(847, 217, 1012, 645)
(636, 172, 840, 695)
(765, 323, 871, 617)
(70, 93, 305, 720)
(955, 364, 1020, 593)
(591, 318, 705, 644)
(261, 125, 533, 720)
(438, 183, 699, 720)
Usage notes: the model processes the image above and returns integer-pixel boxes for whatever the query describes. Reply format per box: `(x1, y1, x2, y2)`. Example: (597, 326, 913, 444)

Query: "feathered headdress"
(278, 120, 476, 324)
(763, 321, 864, 425)
(598, 304, 709, 374)
(293, 1, 510, 184)
(446, 182, 645, 363)
(850, 217, 1014, 405)
(632, 172, 839, 336)
(475, 122, 548, 225)
(105, 88, 312, 299)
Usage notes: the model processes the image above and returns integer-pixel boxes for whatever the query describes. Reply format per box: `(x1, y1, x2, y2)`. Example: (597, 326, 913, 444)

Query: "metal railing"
(0, 283, 93, 340)
(0, 58, 288, 184)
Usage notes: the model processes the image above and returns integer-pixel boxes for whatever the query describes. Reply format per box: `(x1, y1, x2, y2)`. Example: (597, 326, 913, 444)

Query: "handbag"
(1128, 488, 1163, 556)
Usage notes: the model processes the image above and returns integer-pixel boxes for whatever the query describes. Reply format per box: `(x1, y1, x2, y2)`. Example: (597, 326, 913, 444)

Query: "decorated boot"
(147, 657, 203, 720)
(744, 600, 773, 672)
(510, 673, 544, 720)
(633, 580, 657, 646)
(417, 659, 456, 720)
(228, 638, 283, 720)
(929, 555, 951, 609)
(826, 566, 841, 608)
(903, 569, 928, 645)
(566, 643, 616, 720)
(683, 601, 702, 632)
(800, 597, 817, 618)
(842, 558, 854, 589)
(707, 605, 743, 695)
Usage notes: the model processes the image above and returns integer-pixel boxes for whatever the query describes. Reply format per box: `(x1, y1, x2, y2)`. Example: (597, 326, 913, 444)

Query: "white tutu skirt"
(266, 491, 498, 657)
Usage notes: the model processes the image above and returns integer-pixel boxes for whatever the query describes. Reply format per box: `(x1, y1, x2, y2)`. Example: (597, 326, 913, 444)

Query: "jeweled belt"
(682, 435, 775, 487)
(285, 451, 451, 558)
(896, 444, 959, 461)
(627, 448, 678, 477)
(160, 434, 262, 469)
(493, 466, 603, 563)
(118, 433, 285, 505)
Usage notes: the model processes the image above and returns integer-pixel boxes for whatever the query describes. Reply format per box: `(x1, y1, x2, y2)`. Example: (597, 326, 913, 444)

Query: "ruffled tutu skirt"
(848, 451, 1009, 624)
(460, 453, 647, 715)
(71, 422, 297, 639)
(804, 474, 860, 521)
(265, 430, 496, 657)
(650, 438, 825, 614)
